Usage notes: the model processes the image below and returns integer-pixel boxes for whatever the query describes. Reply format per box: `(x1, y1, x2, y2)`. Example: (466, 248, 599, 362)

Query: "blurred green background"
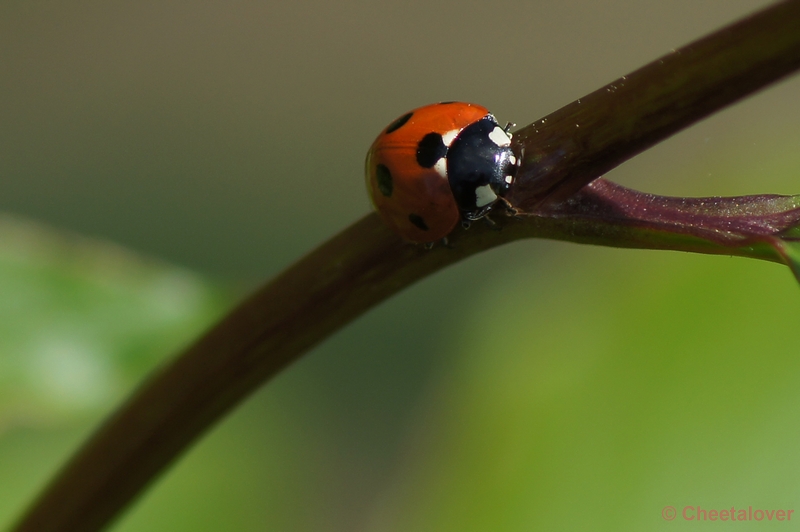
(1, 0, 800, 530)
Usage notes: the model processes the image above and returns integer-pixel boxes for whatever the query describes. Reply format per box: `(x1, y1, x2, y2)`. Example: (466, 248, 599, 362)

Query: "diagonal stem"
(509, 0, 800, 210)
(11, 1, 800, 531)
(12, 182, 800, 532)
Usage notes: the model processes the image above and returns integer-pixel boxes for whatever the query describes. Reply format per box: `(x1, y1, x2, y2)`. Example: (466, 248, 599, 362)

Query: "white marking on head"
(488, 126, 512, 147)
(475, 184, 497, 207)
(505, 175, 513, 184)
(433, 157, 447, 177)
(441, 129, 459, 147)
(509, 155, 517, 165)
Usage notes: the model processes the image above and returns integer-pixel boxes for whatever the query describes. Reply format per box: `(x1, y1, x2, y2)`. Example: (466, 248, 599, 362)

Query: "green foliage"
(367, 247, 799, 531)
(0, 215, 228, 429)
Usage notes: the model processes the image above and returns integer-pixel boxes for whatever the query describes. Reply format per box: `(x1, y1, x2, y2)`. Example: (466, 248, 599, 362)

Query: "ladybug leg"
(422, 238, 454, 250)
(503, 122, 516, 136)
(481, 214, 502, 231)
(461, 219, 472, 230)
(497, 197, 522, 220)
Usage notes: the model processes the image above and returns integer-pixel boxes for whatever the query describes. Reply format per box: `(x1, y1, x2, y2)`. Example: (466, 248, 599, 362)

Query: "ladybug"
(365, 102, 518, 243)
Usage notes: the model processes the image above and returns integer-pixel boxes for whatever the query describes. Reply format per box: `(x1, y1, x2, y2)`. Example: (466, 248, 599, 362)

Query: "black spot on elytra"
(385, 112, 412, 134)
(416, 133, 446, 168)
(375, 164, 393, 197)
(439, 101, 457, 105)
(408, 214, 428, 231)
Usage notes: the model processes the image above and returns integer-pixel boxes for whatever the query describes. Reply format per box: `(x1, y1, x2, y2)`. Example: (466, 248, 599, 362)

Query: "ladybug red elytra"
(365, 102, 518, 243)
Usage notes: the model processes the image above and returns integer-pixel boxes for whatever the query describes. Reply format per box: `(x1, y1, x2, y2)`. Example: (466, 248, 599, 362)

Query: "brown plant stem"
(11, 1, 800, 531)
(509, 0, 800, 210)
(12, 180, 800, 532)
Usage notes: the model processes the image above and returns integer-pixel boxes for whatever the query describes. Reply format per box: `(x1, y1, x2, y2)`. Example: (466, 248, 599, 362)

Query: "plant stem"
(11, 1, 800, 531)
(509, 0, 800, 210)
(12, 181, 800, 532)
(11, 185, 800, 531)
(519, 179, 800, 263)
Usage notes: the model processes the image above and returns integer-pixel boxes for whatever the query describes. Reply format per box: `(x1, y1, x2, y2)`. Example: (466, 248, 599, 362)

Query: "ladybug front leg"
(497, 197, 522, 220)
(481, 215, 502, 231)
(422, 237, 454, 250)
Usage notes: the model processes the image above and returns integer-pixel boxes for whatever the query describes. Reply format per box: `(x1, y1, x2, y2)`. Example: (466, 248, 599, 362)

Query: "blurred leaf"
(0, 214, 229, 430)
(368, 247, 799, 532)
